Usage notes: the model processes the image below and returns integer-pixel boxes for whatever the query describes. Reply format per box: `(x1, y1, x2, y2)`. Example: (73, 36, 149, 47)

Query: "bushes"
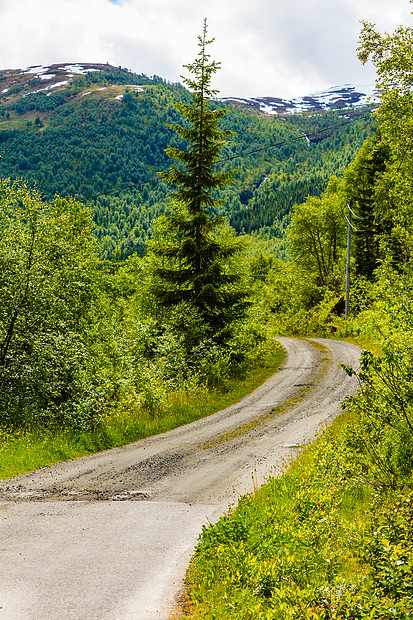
(0, 180, 111, 429)
(184, 410, 413, 619)
(342, 345, 413, 490)
(0, 178, 275, 433)
(340, 261, 413, 490)
(358, 491, 413, 611)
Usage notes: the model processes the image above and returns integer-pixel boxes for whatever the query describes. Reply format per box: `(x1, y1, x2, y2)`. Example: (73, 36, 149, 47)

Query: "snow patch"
(20, 63, 102, 80)
(220, 83, 380, 116)
(21, 65, 48, 75)
(46, 80, 68, 90)
(60, 64, 99, 75)
(23, 80, 69, 97)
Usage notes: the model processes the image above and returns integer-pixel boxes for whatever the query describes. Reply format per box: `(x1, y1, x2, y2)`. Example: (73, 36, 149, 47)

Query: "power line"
(85, 183, 145, 201)
(83, 109, 375, 201)
(218, 111, 373, 162)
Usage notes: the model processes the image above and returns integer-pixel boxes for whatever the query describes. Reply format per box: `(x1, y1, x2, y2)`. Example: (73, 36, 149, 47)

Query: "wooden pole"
(345, 200, 352, 322)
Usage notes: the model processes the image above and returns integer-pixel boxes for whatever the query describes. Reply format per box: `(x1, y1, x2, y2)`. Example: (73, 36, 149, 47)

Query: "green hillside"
(0, 64, 374, 258)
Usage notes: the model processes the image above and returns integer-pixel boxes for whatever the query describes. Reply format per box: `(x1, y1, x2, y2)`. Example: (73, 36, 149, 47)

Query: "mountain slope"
(220, 83, 379, 115)
(0, 64, 376, 258)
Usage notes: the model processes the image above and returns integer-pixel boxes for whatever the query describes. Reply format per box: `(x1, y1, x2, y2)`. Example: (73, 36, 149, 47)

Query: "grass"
(179, 376, 413, 619)
(0, 345, 286, 480)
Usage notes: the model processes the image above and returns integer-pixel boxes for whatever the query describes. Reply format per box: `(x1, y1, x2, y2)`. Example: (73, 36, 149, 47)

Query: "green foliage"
(0, 174, 276, 434)
(340, 258, 413, 490)
(148, 21, 249, 344)
(343, 347, 413, 489)
(357, 19, 413, 265)
(184, 407, 413, 619)
(246, 178, 349, 337)
(179, 21, 413, 607)
(0, 341, 285, 478)
(0, 62, 374, 259)
(343, 134, 391, 278)
(0, 179, 110, 428)
(288, 176, 347, 292)
(229, 110, 374, 236)
(358, 491, 413, 608)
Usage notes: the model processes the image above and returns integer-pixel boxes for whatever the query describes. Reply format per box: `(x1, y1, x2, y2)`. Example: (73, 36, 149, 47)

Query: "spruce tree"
(149, 20, 248, 344)
(344, 134, 390, 279)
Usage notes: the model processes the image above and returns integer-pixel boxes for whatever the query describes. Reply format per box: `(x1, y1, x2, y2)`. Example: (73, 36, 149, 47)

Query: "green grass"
(181, 403, 413, 619)
(0, 345, 286, 480)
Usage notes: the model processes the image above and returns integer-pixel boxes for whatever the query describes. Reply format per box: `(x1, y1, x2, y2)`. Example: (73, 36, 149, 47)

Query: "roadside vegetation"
(0, 342, 284, 479)
(0, 22, 285, 478)
(1, 12, 413, 618)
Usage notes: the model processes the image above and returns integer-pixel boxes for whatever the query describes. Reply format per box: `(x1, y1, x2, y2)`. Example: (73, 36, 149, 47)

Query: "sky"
(0, 0, 412, 99)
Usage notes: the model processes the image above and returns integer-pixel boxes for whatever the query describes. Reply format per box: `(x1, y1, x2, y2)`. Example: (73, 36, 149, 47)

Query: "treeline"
(0, 30, 273, 433)
(0, 179, 260, 429)
(0, 74, 384, 433)
(1, 20, 413, 615)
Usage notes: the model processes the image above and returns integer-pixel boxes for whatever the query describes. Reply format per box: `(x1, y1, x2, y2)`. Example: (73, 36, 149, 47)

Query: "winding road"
(0, 338, 360, 619)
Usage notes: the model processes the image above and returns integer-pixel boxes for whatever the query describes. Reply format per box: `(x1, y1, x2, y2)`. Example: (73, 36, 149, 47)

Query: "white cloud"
(0, 0, 411, 97)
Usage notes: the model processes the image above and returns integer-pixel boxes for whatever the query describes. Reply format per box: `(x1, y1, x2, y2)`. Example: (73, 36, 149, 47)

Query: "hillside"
(0, 63, 375, 258)
(220, 82, 379, 115)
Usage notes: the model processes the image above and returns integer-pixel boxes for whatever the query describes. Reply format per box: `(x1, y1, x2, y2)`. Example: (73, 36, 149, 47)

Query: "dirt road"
(0, 338, 360, 619)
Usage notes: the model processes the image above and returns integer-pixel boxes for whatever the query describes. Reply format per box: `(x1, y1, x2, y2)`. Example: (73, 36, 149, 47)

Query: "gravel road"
(0, 337, 360, 619)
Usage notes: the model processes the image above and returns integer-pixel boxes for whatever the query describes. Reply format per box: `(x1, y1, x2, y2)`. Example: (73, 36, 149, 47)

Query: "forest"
(1, 15, 413, 620)
(0, 63, 374, 258)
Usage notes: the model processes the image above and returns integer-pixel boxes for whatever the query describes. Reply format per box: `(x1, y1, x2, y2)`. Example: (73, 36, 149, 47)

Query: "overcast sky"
(0, 0, 412, 98)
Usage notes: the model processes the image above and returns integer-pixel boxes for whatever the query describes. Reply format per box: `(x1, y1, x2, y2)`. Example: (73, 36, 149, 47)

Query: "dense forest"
(0, 63, 374, 258)
(1, 14, 413, 619)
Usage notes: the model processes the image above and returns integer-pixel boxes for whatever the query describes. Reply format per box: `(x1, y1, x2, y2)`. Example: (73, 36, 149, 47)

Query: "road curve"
(0, 338, 360, 619)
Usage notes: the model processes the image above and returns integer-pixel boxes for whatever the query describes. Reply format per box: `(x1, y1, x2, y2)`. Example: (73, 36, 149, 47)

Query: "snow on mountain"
(21, 63, 102, 78)
(0, 63, 118, 101)
(220, 83, 379, 115)
(1, 63, 379, 117)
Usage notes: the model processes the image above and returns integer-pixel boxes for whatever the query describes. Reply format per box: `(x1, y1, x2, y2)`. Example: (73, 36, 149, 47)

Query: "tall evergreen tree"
(149, 20, 248, 344)
(358, 19, 413, 264)
(344, 134, 390, 279)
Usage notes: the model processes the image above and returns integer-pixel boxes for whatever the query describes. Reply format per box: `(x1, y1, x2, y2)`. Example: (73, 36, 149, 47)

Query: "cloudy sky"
(0, 0, 412, 98)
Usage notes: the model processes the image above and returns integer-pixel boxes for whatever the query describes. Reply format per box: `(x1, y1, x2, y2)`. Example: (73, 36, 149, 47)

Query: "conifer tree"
(149, 20, 247, 344)
(344, 134, 390, 279)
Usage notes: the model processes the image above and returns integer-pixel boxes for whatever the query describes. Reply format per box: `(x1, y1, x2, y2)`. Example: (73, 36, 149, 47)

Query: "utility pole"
(345, 200, 352, 322)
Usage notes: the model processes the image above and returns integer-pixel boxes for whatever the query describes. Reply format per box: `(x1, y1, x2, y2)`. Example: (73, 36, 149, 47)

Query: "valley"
(1, 15, 413, 617)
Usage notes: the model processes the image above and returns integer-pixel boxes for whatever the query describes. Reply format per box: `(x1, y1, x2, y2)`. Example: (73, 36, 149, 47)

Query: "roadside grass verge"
(0, 344, 286, 480)
(181, 406, 413, 619)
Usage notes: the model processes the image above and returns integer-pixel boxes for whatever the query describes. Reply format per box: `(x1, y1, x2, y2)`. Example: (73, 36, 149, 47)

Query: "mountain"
(0, 63, 376, 258)
(1, 63, 377, 115)
(220, 84, 379, 115)
(0, 62, 164, 102)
